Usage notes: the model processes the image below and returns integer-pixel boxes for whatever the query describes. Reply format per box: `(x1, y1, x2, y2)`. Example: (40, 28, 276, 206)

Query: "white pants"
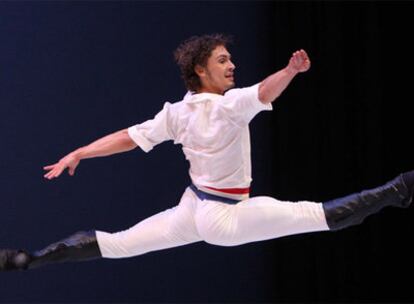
(96, 187, 330, 258)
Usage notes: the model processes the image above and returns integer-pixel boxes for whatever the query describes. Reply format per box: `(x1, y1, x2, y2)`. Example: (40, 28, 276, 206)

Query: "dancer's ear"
(195, 64, 206, 77)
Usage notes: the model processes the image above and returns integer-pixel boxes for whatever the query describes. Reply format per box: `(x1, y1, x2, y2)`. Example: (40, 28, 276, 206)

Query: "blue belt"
(189, 184, 241, 205)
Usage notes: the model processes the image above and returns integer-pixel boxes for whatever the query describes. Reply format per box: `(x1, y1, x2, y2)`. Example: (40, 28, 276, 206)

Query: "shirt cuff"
(127, 126, 153, 153)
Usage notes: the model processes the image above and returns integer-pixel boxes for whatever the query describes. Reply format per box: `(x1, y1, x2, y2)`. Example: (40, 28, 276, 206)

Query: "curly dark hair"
(174, 33, 233, 92)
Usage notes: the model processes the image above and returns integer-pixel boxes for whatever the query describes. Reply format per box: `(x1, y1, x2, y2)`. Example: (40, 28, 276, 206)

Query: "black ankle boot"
(29, 230, 102, 269)
(0, 230, 102, 271)
(322, 174, 412, 231)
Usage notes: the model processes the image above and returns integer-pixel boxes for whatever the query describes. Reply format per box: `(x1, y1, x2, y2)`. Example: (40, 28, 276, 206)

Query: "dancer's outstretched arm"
(258, 49, 311, 104)
(43, 128, 137, 180)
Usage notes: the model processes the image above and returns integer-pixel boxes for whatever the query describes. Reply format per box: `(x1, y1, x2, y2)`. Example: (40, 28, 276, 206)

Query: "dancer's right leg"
(1, 188, 202, 271)
(97, 190, 202, 258)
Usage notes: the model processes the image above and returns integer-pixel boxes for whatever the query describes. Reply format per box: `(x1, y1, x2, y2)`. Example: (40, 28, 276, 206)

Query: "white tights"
(96, 187, 330, 258)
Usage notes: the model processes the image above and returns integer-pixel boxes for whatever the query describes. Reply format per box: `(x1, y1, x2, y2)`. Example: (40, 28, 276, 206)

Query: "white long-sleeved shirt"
(128, 83, 272, 200)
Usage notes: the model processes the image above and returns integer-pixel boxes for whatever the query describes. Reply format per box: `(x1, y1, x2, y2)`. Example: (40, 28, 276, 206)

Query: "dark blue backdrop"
(1, 1, 414, 303)
(0, 2, 277, 303)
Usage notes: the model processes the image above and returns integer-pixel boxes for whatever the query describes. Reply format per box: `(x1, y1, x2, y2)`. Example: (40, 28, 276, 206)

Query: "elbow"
(258, 83, 277, 104)
(120, 128, 138, 150)
(120, 128, 129, 136)
(258, 92, 272, 104)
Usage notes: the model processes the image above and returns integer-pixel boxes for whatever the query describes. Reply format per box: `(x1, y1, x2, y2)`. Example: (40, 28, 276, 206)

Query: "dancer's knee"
(96, 230, 143, 258)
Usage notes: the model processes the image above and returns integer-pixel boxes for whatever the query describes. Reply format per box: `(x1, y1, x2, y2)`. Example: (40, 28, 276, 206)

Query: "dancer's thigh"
(97, 188, 202, 258)
(196, 196, 328, 246)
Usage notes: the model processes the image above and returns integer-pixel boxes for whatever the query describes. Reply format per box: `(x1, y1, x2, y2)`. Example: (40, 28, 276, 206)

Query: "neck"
(197, 87, 224, 95)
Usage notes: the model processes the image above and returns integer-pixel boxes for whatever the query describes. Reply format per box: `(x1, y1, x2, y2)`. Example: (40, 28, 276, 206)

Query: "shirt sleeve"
(127, 102, 175, 153)
(220, 83, 273, 126)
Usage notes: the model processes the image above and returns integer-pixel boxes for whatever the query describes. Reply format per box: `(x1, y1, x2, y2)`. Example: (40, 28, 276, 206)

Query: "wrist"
(285, 65, 299, 76)
(72, 147, 85, 161)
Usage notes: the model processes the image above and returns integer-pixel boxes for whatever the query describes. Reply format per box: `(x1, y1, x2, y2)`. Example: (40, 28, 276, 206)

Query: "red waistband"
(204, 186, 250, 195)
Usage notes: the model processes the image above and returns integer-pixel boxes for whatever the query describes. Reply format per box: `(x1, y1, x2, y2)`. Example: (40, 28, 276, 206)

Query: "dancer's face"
(196, 45, 236, 95)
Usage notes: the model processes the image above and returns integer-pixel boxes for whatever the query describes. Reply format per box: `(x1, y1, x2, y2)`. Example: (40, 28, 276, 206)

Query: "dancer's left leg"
(195, 196, 329, 246)
(195, 172, 413, 246)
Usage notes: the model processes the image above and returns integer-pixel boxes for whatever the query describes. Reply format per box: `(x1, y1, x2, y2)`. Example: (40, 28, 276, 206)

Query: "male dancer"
(1, 34, 413, 271)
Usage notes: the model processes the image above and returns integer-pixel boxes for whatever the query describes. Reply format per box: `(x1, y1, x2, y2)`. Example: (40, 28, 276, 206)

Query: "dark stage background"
(1, 1, 413, 303)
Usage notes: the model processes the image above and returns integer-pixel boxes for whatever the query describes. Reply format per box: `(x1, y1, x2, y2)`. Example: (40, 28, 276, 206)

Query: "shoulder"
(158, 98, 191, 120)
(223, 84, 260, 100)
(161, 99, 184, 111)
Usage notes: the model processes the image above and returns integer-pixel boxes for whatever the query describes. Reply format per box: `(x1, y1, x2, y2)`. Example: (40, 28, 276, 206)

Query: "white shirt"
(128, 83, 272, 199)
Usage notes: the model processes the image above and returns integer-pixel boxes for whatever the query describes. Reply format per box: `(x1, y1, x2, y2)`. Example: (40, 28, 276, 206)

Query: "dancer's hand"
(287, 49, 311, 73)
(43, 152, 80, 180)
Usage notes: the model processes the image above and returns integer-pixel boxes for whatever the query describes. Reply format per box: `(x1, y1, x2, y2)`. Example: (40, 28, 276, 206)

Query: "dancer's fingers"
(53, 168, 64, 178)
(68, 167, 76, 176)
(295, 54, 302, 65)
(44, 166, 63, 179)
(43, 164, 57, 170)
(44, 170, 57, 179)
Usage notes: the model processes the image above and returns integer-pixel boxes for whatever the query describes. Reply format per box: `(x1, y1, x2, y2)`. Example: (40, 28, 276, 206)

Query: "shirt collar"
(183, 91, 223, 104)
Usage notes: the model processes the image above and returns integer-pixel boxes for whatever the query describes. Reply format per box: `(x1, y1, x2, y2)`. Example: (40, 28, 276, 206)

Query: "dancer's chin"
(226, 81, 235, 90)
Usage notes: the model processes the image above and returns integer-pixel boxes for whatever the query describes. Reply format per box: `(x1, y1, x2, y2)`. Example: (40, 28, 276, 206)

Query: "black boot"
(0, 230, 102, 271)
(322, 173, 413, 231)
